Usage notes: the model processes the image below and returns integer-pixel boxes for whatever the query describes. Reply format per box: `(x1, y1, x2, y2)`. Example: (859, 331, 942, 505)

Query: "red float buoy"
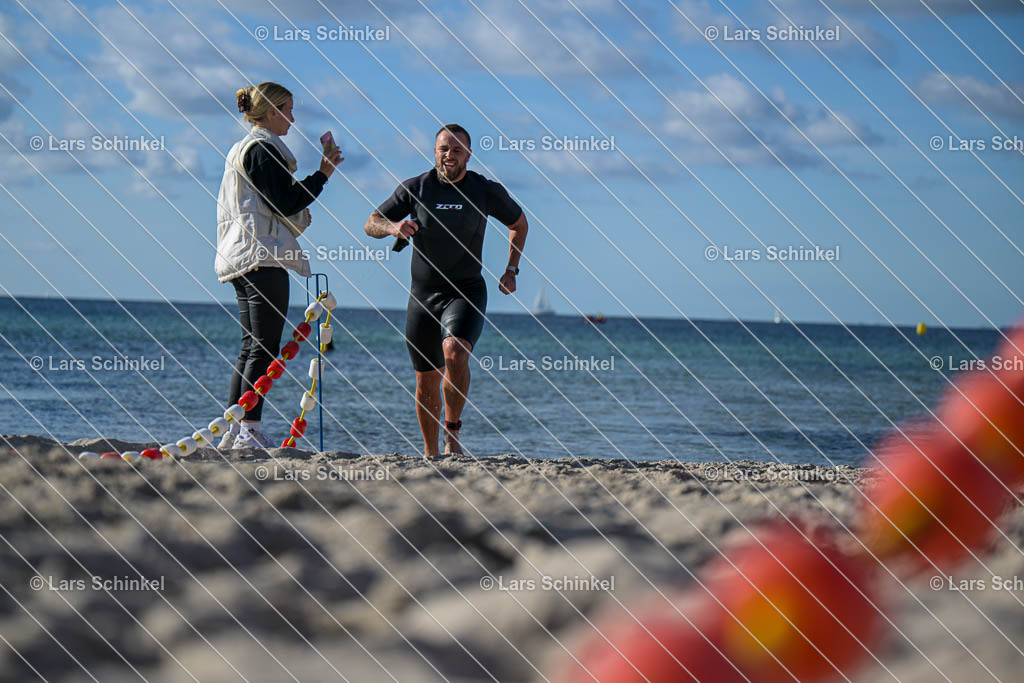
(281, 340, 300, 360)
(238, 390, 259, 411)
(290, 417, 307, 438)
(292, 322, 312, 342)
(253, 375, 273, 395)
(140, 449, 162, 460)
(266, 359, 286, 379)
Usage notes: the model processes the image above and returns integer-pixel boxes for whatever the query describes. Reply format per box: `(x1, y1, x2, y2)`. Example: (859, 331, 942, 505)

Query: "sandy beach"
(0, 434, 1021, 682)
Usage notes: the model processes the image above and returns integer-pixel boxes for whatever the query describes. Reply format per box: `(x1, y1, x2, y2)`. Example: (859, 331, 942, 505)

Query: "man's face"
(434, 130, 471, 182)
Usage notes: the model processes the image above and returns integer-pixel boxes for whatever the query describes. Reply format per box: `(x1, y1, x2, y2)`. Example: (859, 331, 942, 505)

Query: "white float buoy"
(78, 451, 99, 460)
(319, 324, 333, 345)
(176, 437, 198, 457)
(304, 301, 324, 321)
(208, 417, 230, 437)
(321, 292, 337, 311)
(193, 428, 214, 447)
(122, 451, 141, 463)
(300, 391, 316, 411)
(224, 404, 245, 423)
(308, 357, 320, 379)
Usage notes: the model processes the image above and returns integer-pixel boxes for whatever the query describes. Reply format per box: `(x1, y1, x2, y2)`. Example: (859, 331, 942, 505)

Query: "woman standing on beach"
(215, 82, 342, 448)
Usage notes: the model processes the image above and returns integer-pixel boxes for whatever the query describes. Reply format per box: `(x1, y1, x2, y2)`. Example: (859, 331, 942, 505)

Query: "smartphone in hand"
(320, 131, 338, 154)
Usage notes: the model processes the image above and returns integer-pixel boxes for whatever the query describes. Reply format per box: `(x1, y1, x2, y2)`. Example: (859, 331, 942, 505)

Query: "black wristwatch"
(505, 266, 520, 276)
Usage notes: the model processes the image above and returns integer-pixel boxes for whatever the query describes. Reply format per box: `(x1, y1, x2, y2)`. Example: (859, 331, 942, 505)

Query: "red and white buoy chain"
(77, 292, 337, 463)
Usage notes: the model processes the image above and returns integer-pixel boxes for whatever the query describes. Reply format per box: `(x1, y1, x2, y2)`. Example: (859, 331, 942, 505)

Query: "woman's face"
(264, 97, 294, 136)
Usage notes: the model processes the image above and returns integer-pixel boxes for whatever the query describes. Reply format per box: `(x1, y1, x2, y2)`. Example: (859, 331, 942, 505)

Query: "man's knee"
(442, 337, 472, 367)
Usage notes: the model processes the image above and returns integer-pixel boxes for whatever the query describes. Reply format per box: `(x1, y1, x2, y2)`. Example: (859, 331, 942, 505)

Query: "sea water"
(0, 296, 1001, 464)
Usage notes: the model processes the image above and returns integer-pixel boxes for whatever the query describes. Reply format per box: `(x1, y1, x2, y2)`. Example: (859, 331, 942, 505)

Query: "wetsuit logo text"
(435, 203, 463, 210)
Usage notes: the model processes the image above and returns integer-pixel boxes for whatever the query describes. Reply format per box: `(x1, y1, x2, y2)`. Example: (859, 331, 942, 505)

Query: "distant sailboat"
(774, 307, 781, 324)
(533, 287, 555, 316)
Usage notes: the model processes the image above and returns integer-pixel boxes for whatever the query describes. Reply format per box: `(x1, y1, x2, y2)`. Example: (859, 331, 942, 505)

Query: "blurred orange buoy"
(704, 525, 885, 682)
(556, 601, 745, 683)
(938, 372, 1024, 485)
(859, 424, 1009, 572)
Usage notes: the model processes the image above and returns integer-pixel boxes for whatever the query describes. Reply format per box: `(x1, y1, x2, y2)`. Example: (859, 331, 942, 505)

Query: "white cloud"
(194, 0, 412, 23)
(82, 4, 277, 119)
(830, 0, 1024, 14)
(918, 71, 1024, 122)
(672, 0, 894, 57)
(392, 0, 662, 79)
(662, 73, 880, 167)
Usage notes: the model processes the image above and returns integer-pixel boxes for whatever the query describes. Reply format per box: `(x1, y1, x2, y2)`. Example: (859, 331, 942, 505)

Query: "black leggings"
(229, 267, 290, 421)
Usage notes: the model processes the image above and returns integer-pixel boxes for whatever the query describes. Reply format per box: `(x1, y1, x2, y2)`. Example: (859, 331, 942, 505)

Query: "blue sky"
(0, 0, 1022, 327)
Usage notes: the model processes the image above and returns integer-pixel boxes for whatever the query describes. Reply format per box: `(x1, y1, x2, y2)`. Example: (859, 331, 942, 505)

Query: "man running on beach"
(365, 124, 528, 457)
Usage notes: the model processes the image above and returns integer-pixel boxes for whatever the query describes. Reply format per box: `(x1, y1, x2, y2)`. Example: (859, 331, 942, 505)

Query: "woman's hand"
(319, 146, 343, 178)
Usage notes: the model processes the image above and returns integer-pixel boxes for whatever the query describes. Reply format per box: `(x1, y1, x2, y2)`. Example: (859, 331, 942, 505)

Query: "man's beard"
(436, 159, 465, 182)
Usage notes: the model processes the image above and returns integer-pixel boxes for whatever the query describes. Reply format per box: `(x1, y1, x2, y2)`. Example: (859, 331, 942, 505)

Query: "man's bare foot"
(423, 450, 441, 459)
(443, 420, 463, 455)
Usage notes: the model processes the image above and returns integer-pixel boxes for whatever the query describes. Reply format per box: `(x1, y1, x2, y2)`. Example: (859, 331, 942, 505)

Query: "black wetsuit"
(376, 168, 522, 371)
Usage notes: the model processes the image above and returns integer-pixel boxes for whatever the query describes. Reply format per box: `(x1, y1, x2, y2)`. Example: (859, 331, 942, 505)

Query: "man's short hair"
(434, 123, 471, 149)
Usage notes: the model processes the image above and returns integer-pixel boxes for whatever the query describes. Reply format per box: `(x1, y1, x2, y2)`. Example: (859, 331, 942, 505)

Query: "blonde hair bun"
(237, 82, 292, 124)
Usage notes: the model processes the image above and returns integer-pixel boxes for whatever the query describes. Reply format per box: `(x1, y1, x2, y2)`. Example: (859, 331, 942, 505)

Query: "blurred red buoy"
(938, 371, 1024, 485)
(556, 602, 744, 683)
(859, 424, 1010, 572)
(140, 449, 162, 460)
(290, 417, 307, 438)
(704, 524, 884, 682)
(100, 452, 120, 460)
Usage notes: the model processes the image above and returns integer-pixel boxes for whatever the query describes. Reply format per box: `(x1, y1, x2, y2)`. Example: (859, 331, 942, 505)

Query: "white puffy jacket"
(215, 126, 312, 282)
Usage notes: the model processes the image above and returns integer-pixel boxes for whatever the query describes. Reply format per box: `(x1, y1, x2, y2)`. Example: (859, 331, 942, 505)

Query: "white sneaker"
(217, 432, 236, 449)
(232, 428, 276, 449)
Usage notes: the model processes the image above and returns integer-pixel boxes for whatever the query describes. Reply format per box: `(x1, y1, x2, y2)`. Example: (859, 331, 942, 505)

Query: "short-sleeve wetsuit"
(376, 168, 523, 372)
